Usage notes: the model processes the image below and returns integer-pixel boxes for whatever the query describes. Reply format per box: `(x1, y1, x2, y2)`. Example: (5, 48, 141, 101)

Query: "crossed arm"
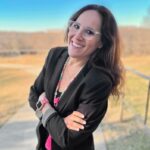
(28, 49, 112, 148)
(38, 92, 86, 131)
(29, 78, 111, 148)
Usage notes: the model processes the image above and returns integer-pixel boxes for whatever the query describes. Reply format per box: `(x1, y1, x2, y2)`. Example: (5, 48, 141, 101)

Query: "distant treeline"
(119, 27, 150, 55)
(0, 30, 65, 56)
(0, 27, 150, 56)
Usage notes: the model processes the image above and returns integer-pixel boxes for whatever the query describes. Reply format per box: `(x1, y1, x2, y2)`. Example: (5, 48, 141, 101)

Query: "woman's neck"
(67, 56, 89, 67)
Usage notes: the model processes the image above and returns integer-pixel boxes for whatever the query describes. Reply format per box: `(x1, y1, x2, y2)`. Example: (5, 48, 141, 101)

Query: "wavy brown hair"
(65, 4, 125, 98)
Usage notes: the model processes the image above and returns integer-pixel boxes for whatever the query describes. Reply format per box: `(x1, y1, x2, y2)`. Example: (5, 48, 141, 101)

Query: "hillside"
(120, 26, 150, 55)
(0, 30, 65, 56)
(0, 27, 150, 56)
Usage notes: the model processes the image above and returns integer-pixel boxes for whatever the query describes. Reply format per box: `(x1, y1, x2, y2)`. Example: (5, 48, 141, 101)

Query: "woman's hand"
(64, 111, 86, 131)
(38, 92, 51, 113)
(38, 92, 46, 102)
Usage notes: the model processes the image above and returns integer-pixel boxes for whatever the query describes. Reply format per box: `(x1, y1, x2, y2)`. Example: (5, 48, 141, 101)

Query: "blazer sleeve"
(28, 48, 55, 111)
(41, 74, 112, 149)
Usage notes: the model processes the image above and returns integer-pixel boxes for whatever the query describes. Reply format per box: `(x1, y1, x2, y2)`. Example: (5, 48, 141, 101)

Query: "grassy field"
(0, 54, 150, 149)
(0, 52, 47, 66)
(0, 53, 46, 127)
(123, 55, 150, 125)
(0, 67, 36, 127)
(102, 55, 150, 150)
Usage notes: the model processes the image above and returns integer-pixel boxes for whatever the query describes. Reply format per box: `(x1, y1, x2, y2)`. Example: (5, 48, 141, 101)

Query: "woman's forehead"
(76, 10, 102, 30)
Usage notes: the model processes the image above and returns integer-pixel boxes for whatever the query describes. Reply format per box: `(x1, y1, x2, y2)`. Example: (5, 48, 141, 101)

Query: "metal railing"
(120, 67, 150, 125)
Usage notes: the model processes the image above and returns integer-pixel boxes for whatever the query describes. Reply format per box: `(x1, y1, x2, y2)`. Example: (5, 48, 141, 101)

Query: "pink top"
(45, 90, 62, 150)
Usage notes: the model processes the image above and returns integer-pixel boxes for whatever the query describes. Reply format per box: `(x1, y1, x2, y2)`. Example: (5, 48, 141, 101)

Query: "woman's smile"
(72, 41, 84, 48)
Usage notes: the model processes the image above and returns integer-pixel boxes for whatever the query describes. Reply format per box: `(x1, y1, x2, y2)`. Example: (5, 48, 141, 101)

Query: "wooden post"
(120, 93, 124, 122)
(144, 80, 150, 125)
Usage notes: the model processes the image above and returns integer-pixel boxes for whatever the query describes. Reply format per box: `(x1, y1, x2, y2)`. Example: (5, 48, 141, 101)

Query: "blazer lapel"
(46, 48, 91, 112)
(46, 50, 68, 106)
(57, 59, 91, 112)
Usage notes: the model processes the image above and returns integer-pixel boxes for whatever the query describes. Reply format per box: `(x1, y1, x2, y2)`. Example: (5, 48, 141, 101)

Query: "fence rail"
(121, 67, 150, 125)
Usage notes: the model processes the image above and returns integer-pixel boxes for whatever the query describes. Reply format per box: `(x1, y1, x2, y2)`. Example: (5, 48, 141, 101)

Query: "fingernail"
(82, 115, 84, 118)
(81, 126, 84, 129)
(83, 121, 86, 124)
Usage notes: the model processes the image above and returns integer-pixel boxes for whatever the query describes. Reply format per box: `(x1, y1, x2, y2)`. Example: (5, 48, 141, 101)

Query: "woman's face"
(68, 10, 102, 59)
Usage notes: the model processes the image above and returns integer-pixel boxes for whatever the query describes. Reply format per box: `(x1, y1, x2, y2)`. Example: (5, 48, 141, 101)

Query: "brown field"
(0, 52, 47, 127)
(103, 55, 150, 150)
(123, 55, 150, 74)
(120, 27, 150, 55)
(0, 52, 47, 66)
(0, 67, 35, 127)
(0, 30, 65, 53)
(0, 26, 150, 55)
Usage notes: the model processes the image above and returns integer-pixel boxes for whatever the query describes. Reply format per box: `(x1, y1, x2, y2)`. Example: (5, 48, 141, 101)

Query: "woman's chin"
(68, 52, 80, 58)
(68, 49, 80, 58)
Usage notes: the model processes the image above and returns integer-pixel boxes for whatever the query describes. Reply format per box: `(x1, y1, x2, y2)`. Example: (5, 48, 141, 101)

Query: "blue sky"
(0, 0, 150, 31)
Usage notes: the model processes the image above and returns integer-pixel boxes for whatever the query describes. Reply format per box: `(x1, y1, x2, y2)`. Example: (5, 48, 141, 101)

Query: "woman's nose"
(73, 29, 84, 41)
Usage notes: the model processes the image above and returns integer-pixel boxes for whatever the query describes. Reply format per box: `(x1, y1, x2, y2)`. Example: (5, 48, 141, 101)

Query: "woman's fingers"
(66, 120, 84, 131)
(64, 111, 86, 131)
(72, 121, 85, 129)
(73, 111, 84, 118)
(66, 124, 80, 131)
(71, 114, 86, 125)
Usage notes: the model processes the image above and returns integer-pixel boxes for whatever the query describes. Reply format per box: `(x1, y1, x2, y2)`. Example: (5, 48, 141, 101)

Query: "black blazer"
(29, 47, 113, 150)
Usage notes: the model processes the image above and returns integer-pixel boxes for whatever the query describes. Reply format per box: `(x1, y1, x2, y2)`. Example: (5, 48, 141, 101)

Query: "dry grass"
(0, 54, 150, 149)
(0, 30, 65, 51)
(123, 55, 150, 74)
(0, 68, 36, 127)
(0, 52, 48, 127)
(0, 27, 150, 55)
(120, 27, 150, 55)
(0, 52, 47, 66)
(102, 55, 150, 150)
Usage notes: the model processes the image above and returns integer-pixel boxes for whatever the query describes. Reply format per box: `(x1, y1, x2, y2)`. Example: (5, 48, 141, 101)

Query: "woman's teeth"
(72, 42, 83, 48)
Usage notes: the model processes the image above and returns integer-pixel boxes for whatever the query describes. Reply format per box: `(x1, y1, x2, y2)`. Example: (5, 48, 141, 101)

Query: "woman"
(29, 4, 124, 150)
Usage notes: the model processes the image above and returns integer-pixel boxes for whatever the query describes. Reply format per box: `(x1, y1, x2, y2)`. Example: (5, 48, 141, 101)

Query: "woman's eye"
(73, 23, 80, 30)
(85, 30, 94, 35)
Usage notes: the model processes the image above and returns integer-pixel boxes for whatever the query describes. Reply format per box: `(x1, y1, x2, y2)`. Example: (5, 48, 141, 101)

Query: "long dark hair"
(65, 4, 125, 98)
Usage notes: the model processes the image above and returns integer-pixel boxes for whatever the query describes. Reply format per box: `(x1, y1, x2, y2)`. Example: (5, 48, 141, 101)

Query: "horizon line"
(0, 25, 149, 33)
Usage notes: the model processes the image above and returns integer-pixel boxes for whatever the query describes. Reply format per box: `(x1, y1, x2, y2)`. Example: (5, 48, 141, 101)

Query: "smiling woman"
(67, 10, 102, 59)
(28, 4, 124, 150)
